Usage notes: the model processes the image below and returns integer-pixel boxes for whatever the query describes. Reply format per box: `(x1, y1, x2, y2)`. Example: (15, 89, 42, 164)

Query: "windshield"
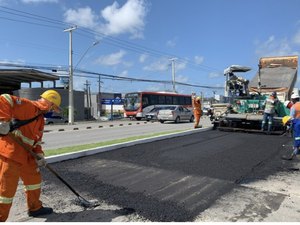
(124, 93, 141, 111)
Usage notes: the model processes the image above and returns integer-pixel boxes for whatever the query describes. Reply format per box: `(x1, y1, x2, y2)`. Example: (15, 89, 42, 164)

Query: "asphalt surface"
(7, 127, 300, 222)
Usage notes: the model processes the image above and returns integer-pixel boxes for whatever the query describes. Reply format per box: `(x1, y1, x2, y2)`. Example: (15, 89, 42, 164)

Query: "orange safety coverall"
(193, 97, 202, 128)
(0, 94, 49, 222)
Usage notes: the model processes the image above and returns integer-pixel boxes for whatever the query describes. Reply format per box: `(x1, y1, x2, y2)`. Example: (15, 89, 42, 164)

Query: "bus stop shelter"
(0, 69, 59, 94)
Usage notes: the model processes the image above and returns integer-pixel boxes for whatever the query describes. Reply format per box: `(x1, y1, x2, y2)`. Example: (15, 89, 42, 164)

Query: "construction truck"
(211, 55, 298, 134)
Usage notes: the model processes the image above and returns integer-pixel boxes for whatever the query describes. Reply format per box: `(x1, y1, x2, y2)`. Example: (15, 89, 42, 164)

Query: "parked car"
(157, 105, 194, 123)
(145, 106, 168, 121)
(44, 115, 68, 125)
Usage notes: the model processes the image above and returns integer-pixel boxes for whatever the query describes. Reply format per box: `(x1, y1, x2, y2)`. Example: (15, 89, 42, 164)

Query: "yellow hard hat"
(40, 90, 61, 108)
(282, 116, 291, 126)
(196, 96, 201, 101)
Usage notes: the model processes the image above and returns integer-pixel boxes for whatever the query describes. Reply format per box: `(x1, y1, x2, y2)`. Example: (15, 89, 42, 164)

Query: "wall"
(14, 88, 85, 121)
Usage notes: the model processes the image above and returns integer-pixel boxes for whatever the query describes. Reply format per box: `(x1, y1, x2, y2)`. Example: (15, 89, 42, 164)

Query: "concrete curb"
(43, 121, 156, 133)
(46, 126, 212, 164)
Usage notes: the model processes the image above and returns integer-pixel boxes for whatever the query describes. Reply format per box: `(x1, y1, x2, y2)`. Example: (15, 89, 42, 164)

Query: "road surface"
(7, 129, 300, 222)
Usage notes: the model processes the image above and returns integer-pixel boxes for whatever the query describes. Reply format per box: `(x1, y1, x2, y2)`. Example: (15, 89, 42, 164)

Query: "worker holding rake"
(0, 90, 61, 221)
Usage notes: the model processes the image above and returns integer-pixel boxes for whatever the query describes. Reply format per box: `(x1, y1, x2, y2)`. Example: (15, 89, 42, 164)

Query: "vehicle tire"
(136, 117, 142, 121)
(175, 117, 180, 123)
(160, 120, 165, 123)
(190, 115, 194, 122)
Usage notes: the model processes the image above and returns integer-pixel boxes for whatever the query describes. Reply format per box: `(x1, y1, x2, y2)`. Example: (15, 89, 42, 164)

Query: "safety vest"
(264, 97, 277, 114)
(293, 102, 300, 119)
(0, 94, 46, 164)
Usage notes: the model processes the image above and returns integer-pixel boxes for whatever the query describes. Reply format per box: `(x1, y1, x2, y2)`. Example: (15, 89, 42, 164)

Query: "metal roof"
(249, 67, 297, 90)
(0, 69, 59, 92)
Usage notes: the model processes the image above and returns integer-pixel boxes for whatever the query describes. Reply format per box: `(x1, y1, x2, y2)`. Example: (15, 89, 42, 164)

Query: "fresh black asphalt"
(41, 130, 294, 221)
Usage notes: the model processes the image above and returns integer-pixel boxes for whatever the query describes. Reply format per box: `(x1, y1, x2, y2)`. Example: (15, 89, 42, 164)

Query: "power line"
(0, 6, 223, 74)
(0, 62, 224, 90)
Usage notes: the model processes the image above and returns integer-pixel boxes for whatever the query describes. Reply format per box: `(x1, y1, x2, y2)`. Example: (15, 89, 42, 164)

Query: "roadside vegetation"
(44, 129, 188, 157)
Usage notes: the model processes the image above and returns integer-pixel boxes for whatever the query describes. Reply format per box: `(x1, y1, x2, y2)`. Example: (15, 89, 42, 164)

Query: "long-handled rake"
(8, 133, 100, 208)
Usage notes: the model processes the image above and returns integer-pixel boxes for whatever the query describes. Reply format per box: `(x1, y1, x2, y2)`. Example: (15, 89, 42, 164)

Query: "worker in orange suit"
(192, 93, 202, 128)
(0, 90, 61, 221)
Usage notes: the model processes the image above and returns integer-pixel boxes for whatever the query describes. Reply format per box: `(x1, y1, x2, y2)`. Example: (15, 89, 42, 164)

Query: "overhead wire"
(0, 5, 222, 73)
(0, 6, 224, 89)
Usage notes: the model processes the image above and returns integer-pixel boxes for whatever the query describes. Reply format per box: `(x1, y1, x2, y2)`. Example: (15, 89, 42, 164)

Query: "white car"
(44, 116, 68, 125)
(145, 106, 170, 121)
(157, 105, 194, 123)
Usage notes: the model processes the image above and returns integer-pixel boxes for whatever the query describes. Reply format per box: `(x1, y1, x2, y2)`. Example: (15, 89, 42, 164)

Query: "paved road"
(42, 117, 212, 150)
(8, 128, 300, 222)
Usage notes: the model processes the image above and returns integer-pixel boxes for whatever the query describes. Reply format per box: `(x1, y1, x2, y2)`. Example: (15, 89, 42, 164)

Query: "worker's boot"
(28, 206, 53, 217)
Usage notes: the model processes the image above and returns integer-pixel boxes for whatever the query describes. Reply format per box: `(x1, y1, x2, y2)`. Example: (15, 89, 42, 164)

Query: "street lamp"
(64, 26, 77, 125)
(74, 40, 100, 70)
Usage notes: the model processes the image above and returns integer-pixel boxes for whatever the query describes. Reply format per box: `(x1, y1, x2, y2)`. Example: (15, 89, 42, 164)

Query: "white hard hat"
(284, 101, 289, 107)
(291, 93, 300, 99)
(284, 100, 293, 109)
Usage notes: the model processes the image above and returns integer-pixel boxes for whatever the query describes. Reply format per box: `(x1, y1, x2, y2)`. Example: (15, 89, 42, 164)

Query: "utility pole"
(64, 26, 77, 125)
(84, 80, 91, 120)
(98, 75, 101, 118)
(169, 58, 177, 93)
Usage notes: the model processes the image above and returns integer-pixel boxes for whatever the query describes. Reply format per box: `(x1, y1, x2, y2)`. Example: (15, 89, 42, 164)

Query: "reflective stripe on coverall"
(0, 94, 48, 221)
(193, 98, 202, 128)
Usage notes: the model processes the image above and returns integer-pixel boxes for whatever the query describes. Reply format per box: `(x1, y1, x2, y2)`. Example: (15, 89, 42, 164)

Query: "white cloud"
(166, 38, 177, 48)
(293, 29, 300, 45)
(63, 0, 148, 39)
(143, 58, 186, 72)
(21, 0, 58, 3)
(255, 35, 299, 57)
(99, 0, 148, 38)
(175, 60, 187, 71)
(194, 55, 204, 65)
(208, 72, 223, 78)
(0, 59, 26, 65)
(139, 54, 148, 63)
(143, 58, 169, 72)
(176, 74, 188, 83)
(94, 50, 126, 66)
(64, 7, 98, 28)
(118, 70, 128, 77)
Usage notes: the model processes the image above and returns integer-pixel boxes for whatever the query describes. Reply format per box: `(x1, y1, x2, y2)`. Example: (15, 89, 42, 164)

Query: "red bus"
(123, 91, 192, 120)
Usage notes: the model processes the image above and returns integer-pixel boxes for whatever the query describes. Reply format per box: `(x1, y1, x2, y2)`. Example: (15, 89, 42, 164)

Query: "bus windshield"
(124, 93, 141, 111)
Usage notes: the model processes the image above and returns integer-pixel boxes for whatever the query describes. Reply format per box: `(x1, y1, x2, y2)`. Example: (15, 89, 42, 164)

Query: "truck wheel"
(175, 117, 180, 123)
(160, 120, 165, 123)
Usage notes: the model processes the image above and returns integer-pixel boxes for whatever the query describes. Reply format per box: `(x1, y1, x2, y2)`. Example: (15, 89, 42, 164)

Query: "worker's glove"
(0, 121, 10, 135)
(36, 153, 46, 167)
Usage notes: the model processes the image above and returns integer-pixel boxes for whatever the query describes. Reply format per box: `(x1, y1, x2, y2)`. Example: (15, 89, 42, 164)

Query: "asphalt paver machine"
(212, 55, 298, 134)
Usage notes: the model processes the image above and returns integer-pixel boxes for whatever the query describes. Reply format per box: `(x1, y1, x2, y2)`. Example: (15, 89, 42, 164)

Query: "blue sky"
(0, 0, 300, 97)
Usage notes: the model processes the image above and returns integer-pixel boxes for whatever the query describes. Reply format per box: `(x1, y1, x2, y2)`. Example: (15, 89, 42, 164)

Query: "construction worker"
(291, 92, 300, 105)
(282, 116, 300, 160)
(261, 92, 279, 134)
(192, 93, 202, 128)
(0, 89, 61, 221)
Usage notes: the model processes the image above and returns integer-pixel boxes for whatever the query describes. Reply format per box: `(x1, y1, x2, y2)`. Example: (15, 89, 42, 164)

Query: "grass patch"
(45, 129, 189, 157)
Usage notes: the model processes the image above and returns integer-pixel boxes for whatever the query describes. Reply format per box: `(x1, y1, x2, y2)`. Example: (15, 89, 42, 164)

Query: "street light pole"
(74, 40, 100, 70)
(64, 26, 77, 125)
